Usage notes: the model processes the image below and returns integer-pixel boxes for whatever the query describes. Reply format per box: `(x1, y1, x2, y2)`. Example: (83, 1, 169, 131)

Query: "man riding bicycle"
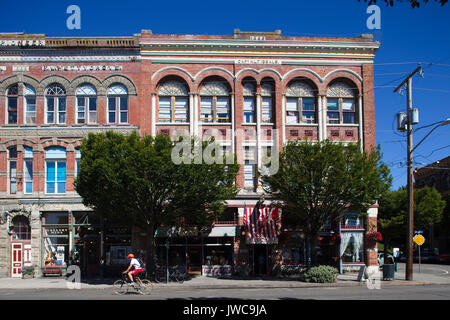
(123, 254, 143, 287)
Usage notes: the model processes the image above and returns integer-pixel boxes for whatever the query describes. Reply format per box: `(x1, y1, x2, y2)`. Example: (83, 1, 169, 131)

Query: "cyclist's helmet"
(127, 254, 134, 259)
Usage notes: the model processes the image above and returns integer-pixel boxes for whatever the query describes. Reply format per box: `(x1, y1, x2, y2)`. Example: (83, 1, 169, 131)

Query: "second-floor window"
(45, 147, 66, 194)
(243, 82, 256, 123)
(107, 84, 128, 124)
(158, 81, 189, 123)
(45, 84, 66, 124)
(326, 82, 357, 124)
(8, 147, 17, 194)
(7, 84, 18, 124)
(286, 81, 316, 124)
(24, 85, 36, 124)
(200, 81, 231, 123)
(76, 84, 97, 124)
(24, 147, 33, 194)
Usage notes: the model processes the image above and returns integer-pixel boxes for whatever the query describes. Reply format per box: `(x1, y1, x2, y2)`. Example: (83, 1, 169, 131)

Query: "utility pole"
(394, 65, 422, 281)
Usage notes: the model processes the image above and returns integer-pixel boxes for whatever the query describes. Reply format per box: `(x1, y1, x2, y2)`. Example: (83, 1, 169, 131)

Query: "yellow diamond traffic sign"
(413, 234, 425, 246)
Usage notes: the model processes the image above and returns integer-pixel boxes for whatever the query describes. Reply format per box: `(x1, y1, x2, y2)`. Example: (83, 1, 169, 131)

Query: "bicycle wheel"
(139, 279, 153, 295)
(175, 271, 185, 284)
(113, 280, 128, 295)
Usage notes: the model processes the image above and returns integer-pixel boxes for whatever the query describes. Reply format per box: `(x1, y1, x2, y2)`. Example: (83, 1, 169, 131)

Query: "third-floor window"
(76, 84, 97, 124)
(45, 84, 67, 125)
(158, 81, 189, 123)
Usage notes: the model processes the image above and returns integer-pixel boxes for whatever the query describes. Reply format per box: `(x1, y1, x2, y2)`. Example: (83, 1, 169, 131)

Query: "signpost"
(413, 232, 425, 273)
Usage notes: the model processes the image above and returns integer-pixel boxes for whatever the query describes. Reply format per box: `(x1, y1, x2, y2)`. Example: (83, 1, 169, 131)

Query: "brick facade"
(0, 30, 380, 277)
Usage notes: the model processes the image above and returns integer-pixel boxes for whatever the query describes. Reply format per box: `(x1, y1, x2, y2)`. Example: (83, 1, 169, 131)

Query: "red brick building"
(0, 30, 380, 278)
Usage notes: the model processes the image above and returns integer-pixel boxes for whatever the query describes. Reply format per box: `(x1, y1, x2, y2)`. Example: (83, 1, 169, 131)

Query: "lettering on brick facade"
(12, 65, 29, 72)
(235, 59, 281, 65)
(0, 39, 45, 46)
(41, 65, 123, 71)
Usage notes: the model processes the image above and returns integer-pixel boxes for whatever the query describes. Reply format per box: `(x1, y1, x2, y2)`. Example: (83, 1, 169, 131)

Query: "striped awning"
(244, 206, 279, 244)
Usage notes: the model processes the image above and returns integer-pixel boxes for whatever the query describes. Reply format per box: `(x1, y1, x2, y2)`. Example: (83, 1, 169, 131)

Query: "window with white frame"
(76, 84, 97, 124)
(244, 146, 256, 191)
(45, 147, 66, 194)
(286, 82, 316, 124)
(261, 82, 274, 123)
(200, 81, 230, 123)
(8, 147, 17, 194)
(326, 82, 357, 124)
(7, 84, 18, 124)
(340, 232, 364, 263)
(75, 149, 81, 178)
(23, 147, 33, 194)
(24, 85, 36, 124)
(45, 84, 66, 124)
(158, 81, 189, 123)
(243, 82, 256, 123)
(107, 84, 128, 124)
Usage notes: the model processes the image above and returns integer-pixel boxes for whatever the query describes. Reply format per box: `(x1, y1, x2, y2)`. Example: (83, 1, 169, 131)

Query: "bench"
(42, 266, 63, 277)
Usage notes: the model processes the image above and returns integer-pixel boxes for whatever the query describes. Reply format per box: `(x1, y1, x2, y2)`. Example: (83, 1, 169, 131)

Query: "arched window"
(8, 147, 17, 194)
(24, 85, 36, 124)
(76, 84, 97, 124)
(261, 82, 274, 123)
(200, 81, 230, 123)
(243, 82, 256, 123)
(158, 81, 189, 123)
(45, 147, 67, 194)
(24, 147, 33, 194)
(7, 84, 18, 124)
(12, 215, 31, 241)
(45, 84, 66, 124)
(107, 84, 128, 124)
(326, 82, 357, 124)
(286, 81, 316, 124)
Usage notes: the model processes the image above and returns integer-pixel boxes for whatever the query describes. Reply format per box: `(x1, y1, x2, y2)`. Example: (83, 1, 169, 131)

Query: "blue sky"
(1, 0, 449, 190)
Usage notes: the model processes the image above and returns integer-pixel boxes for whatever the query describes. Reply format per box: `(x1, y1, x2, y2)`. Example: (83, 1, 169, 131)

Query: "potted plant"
(22, 266, 35, 279)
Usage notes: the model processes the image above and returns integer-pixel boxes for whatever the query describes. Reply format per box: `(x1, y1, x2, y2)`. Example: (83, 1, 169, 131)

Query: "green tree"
(74, 131, 239, 275)
(263, 139, 392, 267)
(359, 0, 448, 8)
(378, 186, 446, 253)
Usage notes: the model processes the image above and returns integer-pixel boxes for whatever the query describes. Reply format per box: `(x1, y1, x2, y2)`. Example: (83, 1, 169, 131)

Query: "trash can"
(383, 264, 395, 280)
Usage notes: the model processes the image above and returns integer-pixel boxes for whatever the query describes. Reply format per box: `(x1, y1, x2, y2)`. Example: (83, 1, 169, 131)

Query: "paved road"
(1, 284, 449, 300)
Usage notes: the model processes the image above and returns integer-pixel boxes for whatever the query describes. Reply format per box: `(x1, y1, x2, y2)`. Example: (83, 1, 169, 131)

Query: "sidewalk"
(0, 269, 448, 290)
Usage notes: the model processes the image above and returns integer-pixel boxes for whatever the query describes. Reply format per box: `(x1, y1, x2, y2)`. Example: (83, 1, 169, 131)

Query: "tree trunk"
(146, 223, 156, 280)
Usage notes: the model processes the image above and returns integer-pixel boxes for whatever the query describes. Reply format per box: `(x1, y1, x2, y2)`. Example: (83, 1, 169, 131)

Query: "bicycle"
(112, 272, 153, 295)
(154, 265, 186, 283)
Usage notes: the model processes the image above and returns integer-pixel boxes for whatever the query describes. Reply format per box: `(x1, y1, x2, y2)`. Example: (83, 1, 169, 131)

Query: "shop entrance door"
(11, 243, 23, 278)
(254, 244, 267, 275)
(187, 246, 202, 274)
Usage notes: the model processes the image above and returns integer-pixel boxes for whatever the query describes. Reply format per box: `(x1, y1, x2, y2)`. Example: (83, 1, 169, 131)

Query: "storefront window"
(42, 212, 70, 268)
(341, 232, 364, 263)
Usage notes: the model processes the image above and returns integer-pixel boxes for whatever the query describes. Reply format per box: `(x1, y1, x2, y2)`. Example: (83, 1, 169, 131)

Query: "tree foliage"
(263, 139, 392, 266)
(74, 131, 239, 272)
(359, 0, 448, 8)
(378, 186, 446, 249)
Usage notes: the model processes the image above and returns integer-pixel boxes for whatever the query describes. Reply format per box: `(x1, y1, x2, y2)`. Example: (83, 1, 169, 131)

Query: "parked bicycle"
(154, 265, 186, 283)
(113, 273, 153, 295)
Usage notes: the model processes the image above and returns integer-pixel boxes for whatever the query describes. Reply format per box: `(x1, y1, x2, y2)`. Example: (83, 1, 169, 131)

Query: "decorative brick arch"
(0, 75, 40, 95)
(323, 71, 362, 96)
(41, 139, 70, 150)
(71, 75, 105, 95)
(38, 75, 71, 95)
(282, 69, 323, 95)
(103, 75, 137, 95)
(151, 67, 194, 84)
(195, 69, 234, 93)
(235, 69, 259, 83)
(153, 73, 194, 94)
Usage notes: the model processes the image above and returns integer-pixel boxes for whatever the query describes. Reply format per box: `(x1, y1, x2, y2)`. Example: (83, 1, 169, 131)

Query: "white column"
(358, 95, 363, 152)
(322, 96, 328, 140)
(194, 94, 199, 137)
(256, 93, 261, 169)
(151, 94, 156, 137)
(317, 95, 323, 141)
(231, 93, 235, 152)
(282, 94, 286, 144)
(189, 93, 194, 136)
